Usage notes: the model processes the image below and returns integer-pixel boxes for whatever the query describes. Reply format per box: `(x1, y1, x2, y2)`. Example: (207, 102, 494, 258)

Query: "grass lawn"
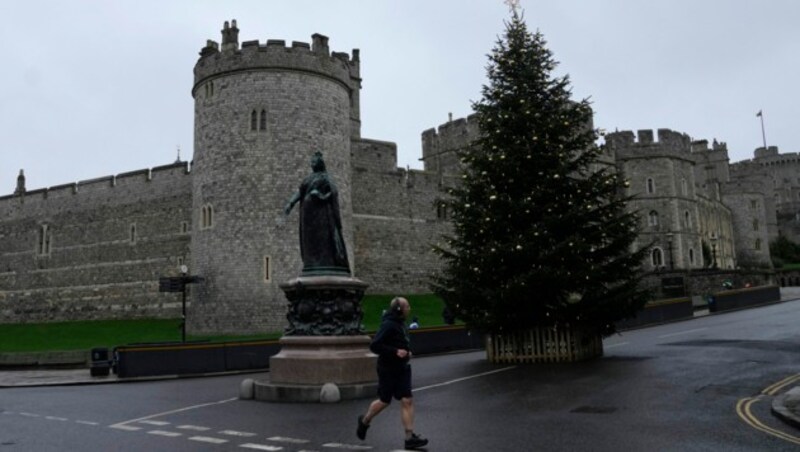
(0, 294, 449, 353)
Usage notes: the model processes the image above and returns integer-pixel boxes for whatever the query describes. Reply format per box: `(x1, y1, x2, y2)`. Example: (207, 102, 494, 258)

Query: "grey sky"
(2, 0, 798, 193)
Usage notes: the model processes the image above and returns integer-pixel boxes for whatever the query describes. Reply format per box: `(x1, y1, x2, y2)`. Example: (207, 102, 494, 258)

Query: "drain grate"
(570, 405, 617, 414)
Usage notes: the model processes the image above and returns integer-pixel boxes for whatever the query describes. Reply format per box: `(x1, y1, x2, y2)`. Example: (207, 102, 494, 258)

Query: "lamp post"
(180, 264, 188, 343)
(666, 232, 674, 270)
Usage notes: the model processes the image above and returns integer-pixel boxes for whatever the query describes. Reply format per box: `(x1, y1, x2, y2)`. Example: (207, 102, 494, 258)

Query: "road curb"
(771, 386, 800, 430)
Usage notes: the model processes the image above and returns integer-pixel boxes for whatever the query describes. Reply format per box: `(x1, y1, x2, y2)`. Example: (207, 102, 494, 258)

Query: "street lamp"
(666, 232, 674, 271)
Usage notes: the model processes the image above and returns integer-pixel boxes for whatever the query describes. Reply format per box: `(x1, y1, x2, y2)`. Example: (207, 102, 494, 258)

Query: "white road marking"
(658, 327, 708, 339)
(76, 420, 100, 426)
(108, 397, 237, 429)
(19, 412, 40, 417)
(240, 444, 284, 451)
(45, 416, 68, 421)
(189, 436, 229, 444)
(415, 366, 517, 392)
(147, 430, 182, 437)
(2, 411, 14, 415)
(322, 444, 373, 450)
(139, 420, 171, 426)
(177, 424, 211, 431)
(109, 425, 142, 431)
(220, 430, 258, 437)
(605, 341, 630, 349)
(268, 436, 311, 444)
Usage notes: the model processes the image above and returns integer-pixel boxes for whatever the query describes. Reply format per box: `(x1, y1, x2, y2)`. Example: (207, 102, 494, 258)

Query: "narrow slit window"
(264, 256, 271, 282)
(130, 224, 137, 244)
(259, 109, 267, 131)
(250, 110, 257, 131)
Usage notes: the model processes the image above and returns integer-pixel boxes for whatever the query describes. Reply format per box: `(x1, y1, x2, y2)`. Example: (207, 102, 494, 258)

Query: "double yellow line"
(736, 373, 800, 446)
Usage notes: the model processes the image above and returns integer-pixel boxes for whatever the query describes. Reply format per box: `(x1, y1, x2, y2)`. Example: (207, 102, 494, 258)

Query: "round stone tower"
(189, 20, 362, 334)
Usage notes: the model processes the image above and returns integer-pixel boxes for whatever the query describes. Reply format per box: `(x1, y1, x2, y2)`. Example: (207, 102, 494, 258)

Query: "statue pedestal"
(253, 275, 377, 402)
(254, 336, 377, 402)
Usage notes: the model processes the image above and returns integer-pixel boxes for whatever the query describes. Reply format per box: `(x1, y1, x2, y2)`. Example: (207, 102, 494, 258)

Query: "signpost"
(158, 266, 203, 342)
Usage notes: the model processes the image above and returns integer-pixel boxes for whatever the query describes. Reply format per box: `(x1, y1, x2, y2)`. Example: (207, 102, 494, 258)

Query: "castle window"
(250, 110, 257, 131)
(259, 109, 267, 131)
(684, 211, 691, 228)
(646, 178, 655, 194)
(437, 201, 448, 220)
(181, 221, 189, 234)
(751, 200, 758, 210)
(651, 248, 664, 268)
(177, 256, 185, 267)
(689, 248, 695, 266)
(210, 81, 214, 96)
(648, 210, 659, 227)
(681, 178, 687, 196)
(753, 219, 759, 231)
(755, 239, 762, 251)
(264, 256, 271, 282)
(37, 224, 51, 256)
(130, 224, 137, 244)
(201, 204, 214, 229)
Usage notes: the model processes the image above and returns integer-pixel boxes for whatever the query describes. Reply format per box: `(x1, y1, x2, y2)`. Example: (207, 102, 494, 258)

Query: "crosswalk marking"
(240, 444, 283, 451)
(139, 420, 171, 426)
(76, 420, 100, 426)
(45, 416, 68, 421)
(147, 430, 182, 437)
(267, 436, 310, 444)
(177, 424, 211, 431)
(19, 412, 40, 417)
(220, 430, 257, 437)
(110, 424, 142, 431)
(322, 443, 373, 450)
(189, 436, 229, 444)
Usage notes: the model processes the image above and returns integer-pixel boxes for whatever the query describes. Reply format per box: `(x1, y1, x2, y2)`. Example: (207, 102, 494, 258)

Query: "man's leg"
(400, 397, 414, 436)
(364, 399, 389, 424)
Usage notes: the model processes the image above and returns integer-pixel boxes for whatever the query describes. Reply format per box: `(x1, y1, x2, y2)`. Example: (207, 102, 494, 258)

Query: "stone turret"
(14, 170, 25, 195)
(189, 21, 362, 334)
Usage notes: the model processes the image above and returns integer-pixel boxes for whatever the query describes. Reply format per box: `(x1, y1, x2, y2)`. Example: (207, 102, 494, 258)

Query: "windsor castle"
(0, 22, 794, 333)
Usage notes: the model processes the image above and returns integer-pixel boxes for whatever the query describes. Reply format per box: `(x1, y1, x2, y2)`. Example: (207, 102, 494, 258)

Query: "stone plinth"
(253, 275, 377, 402)
(255, 336, 377, 402)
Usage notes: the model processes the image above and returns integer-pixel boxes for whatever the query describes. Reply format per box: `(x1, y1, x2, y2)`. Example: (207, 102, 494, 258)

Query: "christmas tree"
(432, 11, 649, 337)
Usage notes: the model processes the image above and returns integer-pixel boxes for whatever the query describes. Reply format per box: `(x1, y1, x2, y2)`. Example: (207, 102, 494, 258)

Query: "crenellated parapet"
(605, 129, 692, 160)
(193, 20, 361, 98)
(0, 162, 190, 208)
(421, 113, 480, 174)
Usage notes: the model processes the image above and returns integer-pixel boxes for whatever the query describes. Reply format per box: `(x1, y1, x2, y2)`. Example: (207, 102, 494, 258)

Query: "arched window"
(755, 238, 762, 250)
(250, 110, 257, 131)
(201, 204, 214, 229)
(259, 109, 267, 131)
(130, 224, 137, 244)
(651, 248, 664, 268)
(689, 248, 695, 265)
(684, 211, 691, 228)
(37, 224, 51, 255)
(648, 210, 659, 227)
(753, 219, 759, 231)
(646, 178, 655, 194)
(681, 178, 688, 196)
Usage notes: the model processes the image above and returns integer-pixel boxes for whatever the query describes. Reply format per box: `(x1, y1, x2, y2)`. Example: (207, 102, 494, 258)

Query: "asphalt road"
(3, 299, 800, 451)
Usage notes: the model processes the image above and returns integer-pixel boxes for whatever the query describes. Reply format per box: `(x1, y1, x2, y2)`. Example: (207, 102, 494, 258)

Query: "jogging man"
(356, 297, 428, 450)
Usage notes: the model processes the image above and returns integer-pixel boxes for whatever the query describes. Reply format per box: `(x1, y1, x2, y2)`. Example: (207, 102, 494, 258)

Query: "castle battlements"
(193, 20, 360, 96)
(606, 129, 695, 162)
(0, 162, 190, 207)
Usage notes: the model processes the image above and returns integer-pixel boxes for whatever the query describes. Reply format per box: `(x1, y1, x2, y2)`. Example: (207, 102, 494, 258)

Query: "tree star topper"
(504, 0, 520, 13)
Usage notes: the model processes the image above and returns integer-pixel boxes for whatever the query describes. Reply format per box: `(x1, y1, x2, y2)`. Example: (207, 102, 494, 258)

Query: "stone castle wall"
(351, 137, 452, 294)
(0, 163, 192, 323)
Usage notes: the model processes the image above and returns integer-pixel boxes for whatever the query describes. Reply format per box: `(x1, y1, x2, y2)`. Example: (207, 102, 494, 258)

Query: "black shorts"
(377, 364, 412, 403)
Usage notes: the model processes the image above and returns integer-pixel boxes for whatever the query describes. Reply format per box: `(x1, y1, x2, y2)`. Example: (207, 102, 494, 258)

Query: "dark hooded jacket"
(370, 311, 411, 371)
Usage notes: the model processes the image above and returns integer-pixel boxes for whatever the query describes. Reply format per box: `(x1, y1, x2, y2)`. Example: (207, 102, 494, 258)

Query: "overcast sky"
(2, 0, 799, 193)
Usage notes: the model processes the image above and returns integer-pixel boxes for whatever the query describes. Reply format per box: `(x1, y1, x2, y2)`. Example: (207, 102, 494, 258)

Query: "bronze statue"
(285, 151, 351, 276)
